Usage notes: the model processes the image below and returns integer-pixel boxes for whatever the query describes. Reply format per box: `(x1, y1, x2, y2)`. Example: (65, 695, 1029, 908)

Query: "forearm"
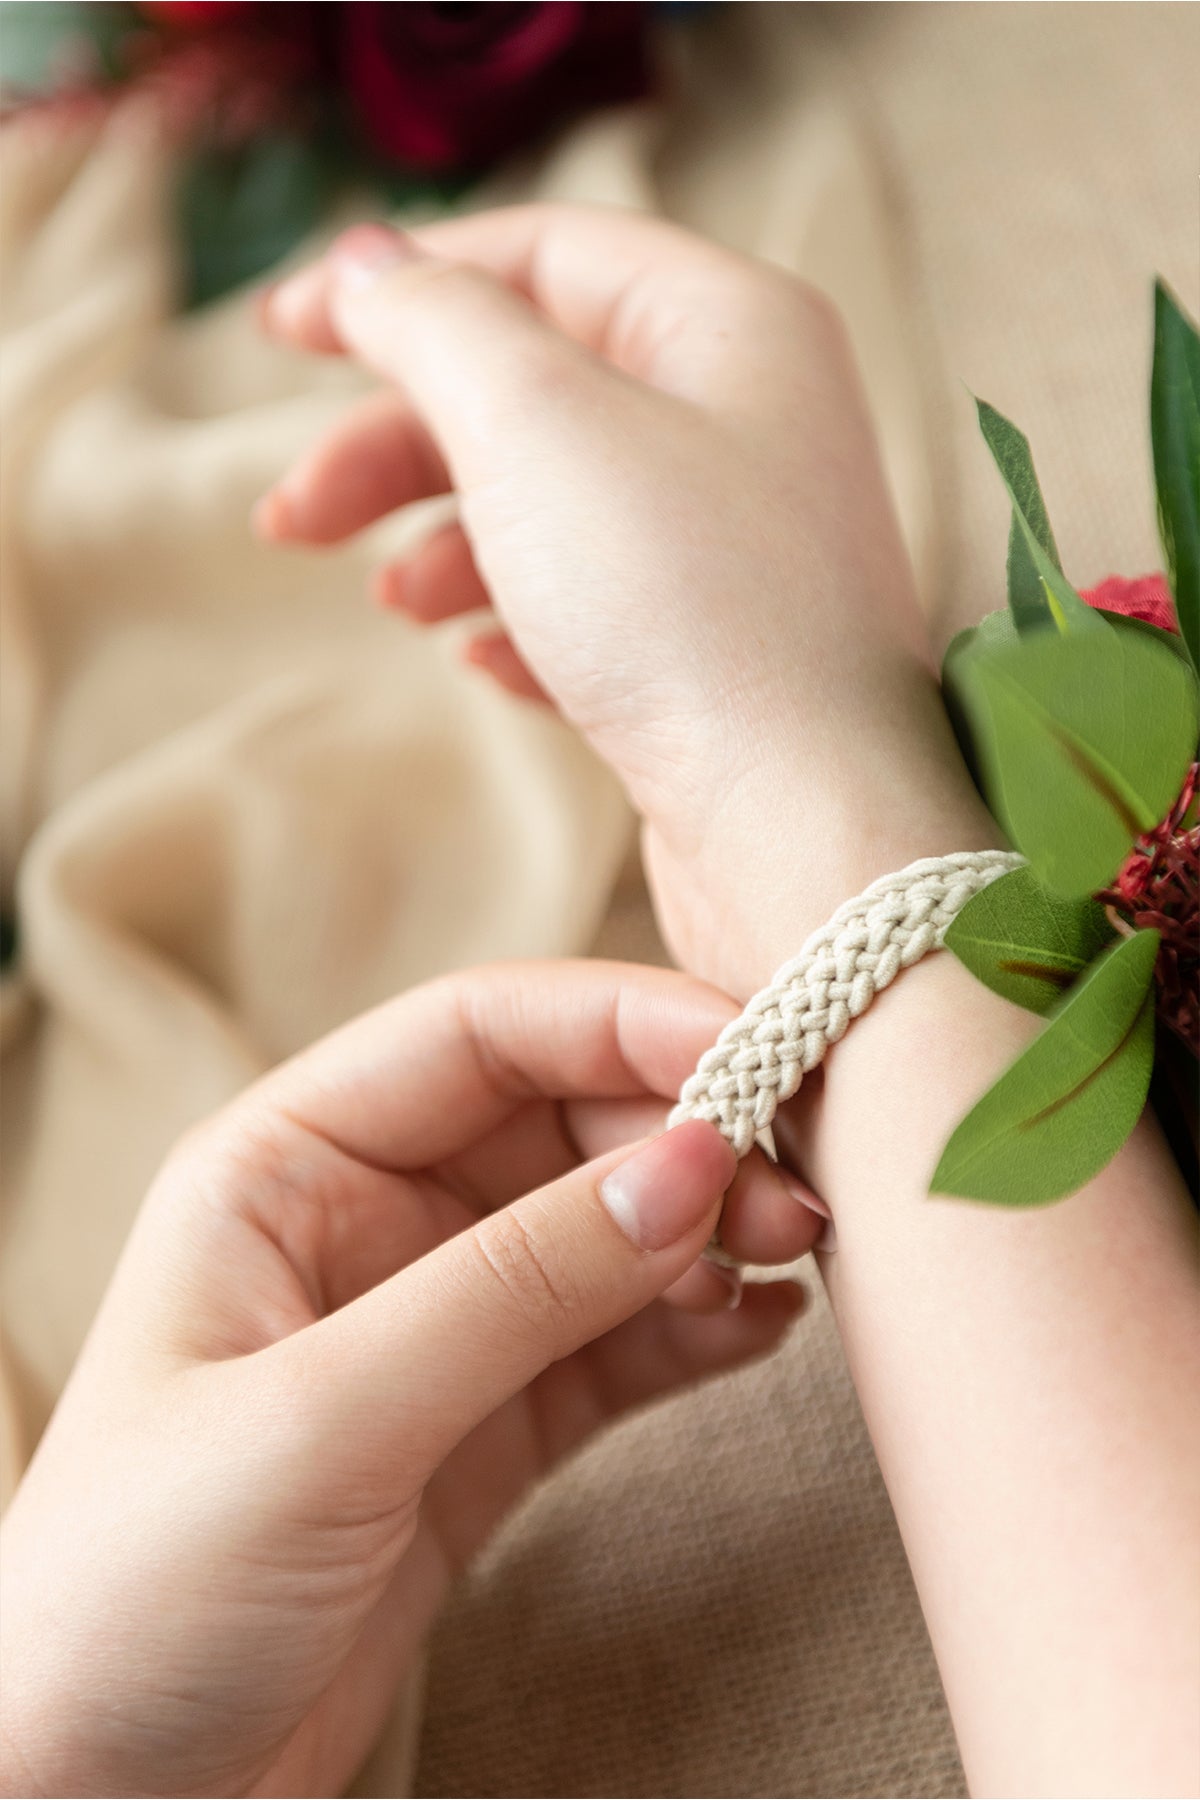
(810, 955, 1200, 1797)
(683, 761, 1200, 1796)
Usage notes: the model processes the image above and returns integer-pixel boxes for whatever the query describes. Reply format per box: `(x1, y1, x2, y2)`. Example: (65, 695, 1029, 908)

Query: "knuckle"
(470, 1208, 581, 1339)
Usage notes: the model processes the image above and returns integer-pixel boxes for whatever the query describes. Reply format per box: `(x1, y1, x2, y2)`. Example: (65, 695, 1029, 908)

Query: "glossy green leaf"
(931, 929, 1158, 1205)
(976, 399, 1102, 635)
(1098, 607, 1194, 668)
(941, 608, 1018, 788)
(955, 622, 1200, 895)
(1006, 513, 1046, 631)
(1150, 280, 1200, 673)
(945, 866, 1113, 1014)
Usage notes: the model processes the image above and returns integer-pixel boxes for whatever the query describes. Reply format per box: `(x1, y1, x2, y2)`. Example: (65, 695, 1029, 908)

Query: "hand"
(0, 961, 817, 1800)
(255, 206, 997, 995)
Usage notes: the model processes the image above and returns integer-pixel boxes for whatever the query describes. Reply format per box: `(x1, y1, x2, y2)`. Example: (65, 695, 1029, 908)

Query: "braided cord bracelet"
(669, 849, 1025, 1262)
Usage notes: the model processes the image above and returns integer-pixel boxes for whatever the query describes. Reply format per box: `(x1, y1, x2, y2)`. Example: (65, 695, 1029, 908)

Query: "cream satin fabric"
(1, 6, 967, 1796)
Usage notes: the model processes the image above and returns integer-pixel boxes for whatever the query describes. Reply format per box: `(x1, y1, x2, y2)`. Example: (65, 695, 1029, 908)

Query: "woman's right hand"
(256, 206, 996, 997)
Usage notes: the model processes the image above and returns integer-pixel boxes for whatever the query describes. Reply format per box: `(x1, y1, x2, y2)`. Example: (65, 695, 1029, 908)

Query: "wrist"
(645, 720, 1000, 999)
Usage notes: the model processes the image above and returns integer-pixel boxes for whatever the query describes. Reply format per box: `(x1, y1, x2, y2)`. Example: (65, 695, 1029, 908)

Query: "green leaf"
(955, 621, 1200, 896)
(1006, 513, 1046, 631)
(1150, 280, 1200, 673)
(1098, 606, 1195, 669)
(945, 866, 1113, 1014)
(931, 928, 1159, 1205)
(941, 609, 1016, 786)
(975, 398, 1103, 635)
(176, 134, 334, 312)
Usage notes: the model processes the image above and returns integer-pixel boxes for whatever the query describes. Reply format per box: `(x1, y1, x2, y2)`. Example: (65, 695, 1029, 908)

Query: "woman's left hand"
(0, 961, 817, 1799)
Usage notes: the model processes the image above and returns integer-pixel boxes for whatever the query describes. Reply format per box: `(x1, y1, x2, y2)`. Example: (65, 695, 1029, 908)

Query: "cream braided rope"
(669, 850, 1024, 1259)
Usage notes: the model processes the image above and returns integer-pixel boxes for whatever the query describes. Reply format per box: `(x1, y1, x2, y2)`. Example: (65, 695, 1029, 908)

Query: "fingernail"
(703, 1259, 744, 1310)
(780, 1172, 832, 1220)
(371, 565, 406, 611)
(252, 488, 295, 541)
(599, 1121, 735, 1253)
(331, 223, 422, 291)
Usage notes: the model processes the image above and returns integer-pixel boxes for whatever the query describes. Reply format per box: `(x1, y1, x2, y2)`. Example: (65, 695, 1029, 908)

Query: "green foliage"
(940, 609, 1016, 786)
(975, 399, 1102, 635)
(938, 311, 1200, 1211)
(947, 617, 1199, 897)
(1098, 606, 1196, 667)
(176, 135, 333, 311)
(944, 866, 1113, 1014)
(1151, 281, 1200, 673)
(931, 929, 1159, 1205)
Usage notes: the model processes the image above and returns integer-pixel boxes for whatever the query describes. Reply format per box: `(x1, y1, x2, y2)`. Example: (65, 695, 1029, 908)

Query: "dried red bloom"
(1096, 762, 1199, 1054)
(138, 2, 257, 25)
(1080, 571, 1179, 633)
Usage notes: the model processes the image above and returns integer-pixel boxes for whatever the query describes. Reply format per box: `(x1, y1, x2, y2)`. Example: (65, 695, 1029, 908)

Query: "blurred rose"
(1080, 572, 1179, 633)
(342, 2, 651, 172)
(139, 2, 258, 24)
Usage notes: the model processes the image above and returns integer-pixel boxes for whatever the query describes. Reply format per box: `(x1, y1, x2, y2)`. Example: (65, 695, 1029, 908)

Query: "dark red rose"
(342, 2, 651, 172)
(139, 2, 258, 25)
(1080, 571, 1179, 633)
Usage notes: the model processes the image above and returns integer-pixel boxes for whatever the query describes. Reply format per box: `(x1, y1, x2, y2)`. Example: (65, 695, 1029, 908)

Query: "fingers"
(296, 224, 628, 493)
(563, 1097, 827, 1282)
(374, 521, 488, 622)
(412, 204, 844, 403)
(254, 390, 449, 546)
(279, 1121, 737, 1475)
(718, 1154, 826, 1266)
(260, 960, 742, 1173)
(412, 203, 741, 370)
(461, 629, 552, 704)
(260, 205, 787, 396)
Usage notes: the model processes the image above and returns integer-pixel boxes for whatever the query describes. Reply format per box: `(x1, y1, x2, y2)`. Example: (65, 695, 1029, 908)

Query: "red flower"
(139, 3, 258, 25)
(1080, 571, 1179, 633)
(341, 2, 651, 173)
(1096, 764, 1199, 1055)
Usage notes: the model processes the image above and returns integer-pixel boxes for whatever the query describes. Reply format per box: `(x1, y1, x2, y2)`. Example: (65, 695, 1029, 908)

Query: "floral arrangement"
(0, 1, 665, 306)
(934, 282, 1199, 1206)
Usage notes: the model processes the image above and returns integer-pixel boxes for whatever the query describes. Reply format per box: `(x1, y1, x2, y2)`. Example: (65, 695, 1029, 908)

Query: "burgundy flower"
(1080, 571, 1179, 633)
(139, 2, 258, 25)
(341, 2, 651, 173)
(1096, 763, 1199, 1055)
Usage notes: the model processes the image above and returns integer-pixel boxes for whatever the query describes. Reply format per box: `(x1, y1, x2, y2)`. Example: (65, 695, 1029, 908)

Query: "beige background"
(1, 5, 1195, 1798)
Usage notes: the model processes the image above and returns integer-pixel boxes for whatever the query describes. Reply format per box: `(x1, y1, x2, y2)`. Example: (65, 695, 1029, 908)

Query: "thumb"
(280, 1120, 734, 1480)
(325, 223, 616, 488)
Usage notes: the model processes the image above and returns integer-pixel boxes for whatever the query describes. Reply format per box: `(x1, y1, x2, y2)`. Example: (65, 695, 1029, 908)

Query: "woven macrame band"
(668, 849, 1024, 1263)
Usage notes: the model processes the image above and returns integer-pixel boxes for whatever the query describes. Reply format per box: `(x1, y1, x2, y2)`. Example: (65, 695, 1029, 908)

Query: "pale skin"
(2, 206, 1197, 1798)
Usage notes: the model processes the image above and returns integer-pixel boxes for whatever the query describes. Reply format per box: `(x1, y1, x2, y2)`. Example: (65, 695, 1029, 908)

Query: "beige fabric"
(0, 99, 634, 1471)
(1, 4, 1192, 1798)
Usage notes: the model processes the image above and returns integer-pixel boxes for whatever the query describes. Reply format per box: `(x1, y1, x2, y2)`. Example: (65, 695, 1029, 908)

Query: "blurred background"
(1, 5, 1196, 1795)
